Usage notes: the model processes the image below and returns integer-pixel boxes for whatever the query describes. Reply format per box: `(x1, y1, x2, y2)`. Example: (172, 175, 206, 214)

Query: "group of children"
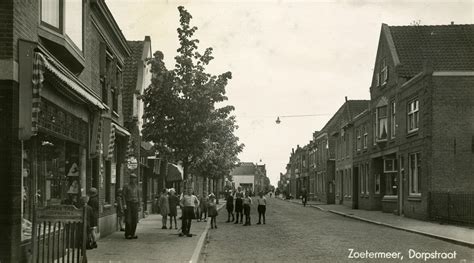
(155, 189, 219, 230)
(225, 187, 267, 226)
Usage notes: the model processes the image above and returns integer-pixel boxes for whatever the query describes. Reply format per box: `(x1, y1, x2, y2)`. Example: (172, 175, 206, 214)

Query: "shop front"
(17, 49, 106, 261)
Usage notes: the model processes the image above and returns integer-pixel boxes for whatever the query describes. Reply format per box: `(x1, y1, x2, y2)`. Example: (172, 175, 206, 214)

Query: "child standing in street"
(208, 193, 218, 229)
(199, 192, 209, 222)
(225, 191, 234, 222)
(234, 187, 243, 224)
(168, 188, 179, 229)
(256, 192, 267, 225)
(243, 191, 252, 226)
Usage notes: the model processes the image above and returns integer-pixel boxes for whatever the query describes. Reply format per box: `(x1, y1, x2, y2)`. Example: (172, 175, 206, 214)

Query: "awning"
(166, 163, 183, 182)
(112, 122, 131, 137)
(40, 52, 106, 110)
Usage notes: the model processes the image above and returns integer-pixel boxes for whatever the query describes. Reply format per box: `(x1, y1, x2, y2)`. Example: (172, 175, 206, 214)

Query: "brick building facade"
(0, 1, 132, 261)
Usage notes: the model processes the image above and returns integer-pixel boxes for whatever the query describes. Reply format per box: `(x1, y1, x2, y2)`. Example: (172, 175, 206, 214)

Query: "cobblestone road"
(200, 198, 473, 263)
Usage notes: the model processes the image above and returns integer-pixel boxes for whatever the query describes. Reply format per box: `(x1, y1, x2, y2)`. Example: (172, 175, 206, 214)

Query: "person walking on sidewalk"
(168, 188, 179, 229)
(301, 187, 308, 207)
(199, 192, 209, 222)
(256, 192, 267, 225)
(225, 191, 234, 223)
(234, 187, 244, 224)
(179, 187, 199, 237)
(243, 191, 252, 226)
(208, 193, 218, 229)
(123, 174, 141, 239)
(158, 188, 170, 229)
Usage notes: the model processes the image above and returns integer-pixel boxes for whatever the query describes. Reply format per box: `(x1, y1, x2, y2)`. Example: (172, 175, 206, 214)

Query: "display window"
(21, 134, 83, 241)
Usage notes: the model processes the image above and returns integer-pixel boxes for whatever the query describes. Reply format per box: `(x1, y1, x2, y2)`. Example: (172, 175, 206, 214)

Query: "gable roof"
(231, 162, 256, 176)
(386, 24, 474, 77)
(122, 40, 145, 122)
(318, 99, 369, 135)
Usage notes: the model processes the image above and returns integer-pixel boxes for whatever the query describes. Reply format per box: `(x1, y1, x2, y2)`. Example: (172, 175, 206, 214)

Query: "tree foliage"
(142, 6, 243, 182)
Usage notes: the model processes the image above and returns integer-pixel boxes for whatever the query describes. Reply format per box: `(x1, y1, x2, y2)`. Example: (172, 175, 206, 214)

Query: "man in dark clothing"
(123, 174, 141, 239)
(301, 187, 308, 207)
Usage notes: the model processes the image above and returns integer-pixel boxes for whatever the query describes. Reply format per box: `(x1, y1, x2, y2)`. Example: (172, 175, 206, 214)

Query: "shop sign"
(127, 156, 138, 170)
(36, 205, 83, 223)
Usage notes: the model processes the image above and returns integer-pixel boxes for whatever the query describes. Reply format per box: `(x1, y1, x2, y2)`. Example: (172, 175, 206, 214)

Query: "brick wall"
(13, 0, 38, 61)
(0, 1, 14, 60)
(431, 76, 474, 192)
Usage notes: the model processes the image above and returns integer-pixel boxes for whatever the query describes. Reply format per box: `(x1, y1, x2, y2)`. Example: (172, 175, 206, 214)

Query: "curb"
(189, 201, 226, 263)
(327, 210, 474, 249)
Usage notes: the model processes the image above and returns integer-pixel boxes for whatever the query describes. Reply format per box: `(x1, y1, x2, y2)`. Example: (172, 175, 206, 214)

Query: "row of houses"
(0, 1, 190, 261)
(278, 23, 474, 225)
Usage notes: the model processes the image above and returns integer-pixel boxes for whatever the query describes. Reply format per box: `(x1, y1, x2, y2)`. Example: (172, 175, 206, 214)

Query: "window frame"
(391, 101, 396, 139)
(40, 0, 84, 53)
(376, 105, 388, 142)
(408, 152, 421, 196)
(356, 129, 361, 152)
(408, 99, 419, 133)
(381, 59, 388, 85)
(363, 125, 368, 149)
(40, 0, 63, 33)
(374, 173, 381, 194)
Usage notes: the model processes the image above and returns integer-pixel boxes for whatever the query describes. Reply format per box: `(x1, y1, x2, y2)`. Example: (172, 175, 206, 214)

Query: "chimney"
(345, 96, 348, 102)
(451, 21, 454, 25)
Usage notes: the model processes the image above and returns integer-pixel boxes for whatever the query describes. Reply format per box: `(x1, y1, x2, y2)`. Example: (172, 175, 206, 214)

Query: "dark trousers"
(227, 206, 234, 221)
(182, 207, 194, 234)
(125, 201, 139, 237)
(243, 204, 251, 225)
(258, 205, 266, 223)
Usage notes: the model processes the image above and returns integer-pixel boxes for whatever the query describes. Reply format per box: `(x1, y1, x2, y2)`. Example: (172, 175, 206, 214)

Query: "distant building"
(230, 162, 269, 194)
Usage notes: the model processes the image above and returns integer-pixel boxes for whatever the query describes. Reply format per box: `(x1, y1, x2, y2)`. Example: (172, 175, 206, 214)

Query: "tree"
(142, 6, 239, 186)
(192, 113, 244, 192)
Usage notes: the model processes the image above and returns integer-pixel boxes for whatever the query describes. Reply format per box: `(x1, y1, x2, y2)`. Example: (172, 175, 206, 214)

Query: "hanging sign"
(127, 156, 138, 170)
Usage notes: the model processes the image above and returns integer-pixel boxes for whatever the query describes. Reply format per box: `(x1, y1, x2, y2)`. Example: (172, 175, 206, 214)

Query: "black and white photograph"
(0, 0, 473, 262)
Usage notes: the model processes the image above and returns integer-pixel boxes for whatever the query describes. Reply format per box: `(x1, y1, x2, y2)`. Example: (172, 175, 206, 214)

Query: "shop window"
(409, 153, 421, 196)
(21, 135, 82, 240)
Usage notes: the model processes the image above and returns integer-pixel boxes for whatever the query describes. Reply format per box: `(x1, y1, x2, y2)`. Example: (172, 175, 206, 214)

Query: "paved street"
(200, 198, 473, 263)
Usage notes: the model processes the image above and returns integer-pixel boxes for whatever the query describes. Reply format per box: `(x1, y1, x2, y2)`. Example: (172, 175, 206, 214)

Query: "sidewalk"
(87, 201, 225, 263)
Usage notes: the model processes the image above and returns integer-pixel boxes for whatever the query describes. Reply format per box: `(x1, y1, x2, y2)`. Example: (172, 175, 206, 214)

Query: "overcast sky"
(106, 0, 473, 186)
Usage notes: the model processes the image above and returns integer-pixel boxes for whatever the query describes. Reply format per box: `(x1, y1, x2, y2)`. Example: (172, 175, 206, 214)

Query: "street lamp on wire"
(275, 114, 328, 124)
